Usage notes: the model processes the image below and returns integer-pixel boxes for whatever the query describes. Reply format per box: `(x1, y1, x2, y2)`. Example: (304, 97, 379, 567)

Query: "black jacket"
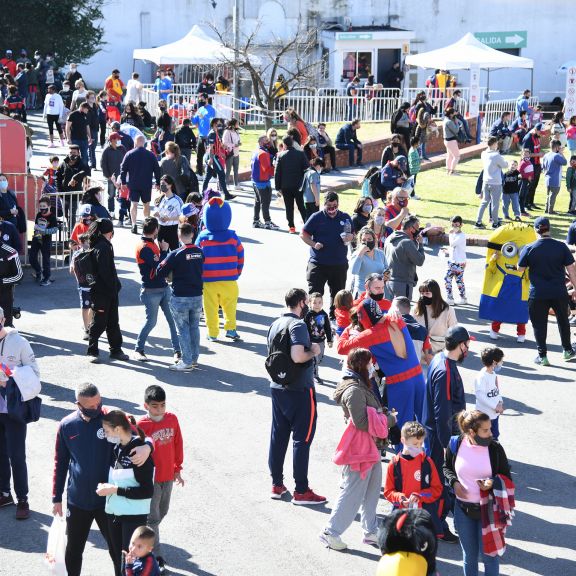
(274, 147, 309, 191)
(56, 156, 91, 192)
(91, 236, 121, 297)
(443, 435, 511, 490)
(380, 144, 409, 170)
(175, 125, 197, 150)
(100, 145, 126, 179)
(0, 190, 19, 225)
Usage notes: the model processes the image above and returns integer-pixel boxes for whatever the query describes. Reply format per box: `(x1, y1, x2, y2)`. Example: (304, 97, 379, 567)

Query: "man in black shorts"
(119, 135, 161, 235)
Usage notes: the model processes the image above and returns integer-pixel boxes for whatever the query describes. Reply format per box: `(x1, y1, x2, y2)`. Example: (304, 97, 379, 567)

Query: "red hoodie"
(138, 412, 183, 483)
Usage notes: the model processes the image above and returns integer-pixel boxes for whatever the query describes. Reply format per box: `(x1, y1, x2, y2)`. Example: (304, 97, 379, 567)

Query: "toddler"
(474, 347, 504, 439)
(407, 136, 421, 199)
(70, 232, 92, 340)
(333, 289, 354, 336)
(443, 215, 467, 305)
(502, 161, 521, 221)
(304, 292, 333, 384)
(123, 525, 161, 576)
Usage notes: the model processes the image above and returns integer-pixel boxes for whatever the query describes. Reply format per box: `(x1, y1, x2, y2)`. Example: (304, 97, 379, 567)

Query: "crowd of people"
(0, 51, 574, 576)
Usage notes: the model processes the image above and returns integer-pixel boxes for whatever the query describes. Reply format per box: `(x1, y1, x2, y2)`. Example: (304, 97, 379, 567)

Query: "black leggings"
(107, 513, 148, 576)
(158, 224, 179, 250)
(46, 114, 63, 137)
(65, 504, 114, 576)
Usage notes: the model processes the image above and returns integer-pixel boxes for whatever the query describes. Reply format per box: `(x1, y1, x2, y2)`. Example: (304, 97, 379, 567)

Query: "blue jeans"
(135, 287, 180, 354)
(336, 143, 362, 166)
(0, 413, 28, 500)
(502, 193, 520, 218)
(169, 295, 203, 365)
(454, 501, 500, 576)
(70, 139, 89, 165)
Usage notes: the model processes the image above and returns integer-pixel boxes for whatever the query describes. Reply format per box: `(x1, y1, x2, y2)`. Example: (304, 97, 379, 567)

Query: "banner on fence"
(565, 67, 576, 120)
(469, 66, 481, 118)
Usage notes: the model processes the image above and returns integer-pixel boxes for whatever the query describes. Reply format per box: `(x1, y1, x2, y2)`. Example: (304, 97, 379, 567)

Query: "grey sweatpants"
(477, 183, 502, 225)
(388, 280, 415, 301)
(147, 480, 174, 555)
(313, 341, 326, 378)
(546, 186, 561, 213)
(324, 463, 382, 537)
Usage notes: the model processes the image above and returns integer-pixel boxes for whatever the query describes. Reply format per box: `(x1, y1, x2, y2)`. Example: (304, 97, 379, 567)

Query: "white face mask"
(404, 444, 423, 457)
(148, 413, 164, 422)
(106, 435, 120, 444)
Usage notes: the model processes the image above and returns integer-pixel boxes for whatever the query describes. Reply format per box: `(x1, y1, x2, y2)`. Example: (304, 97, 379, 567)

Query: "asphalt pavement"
(1, 114, 575, 576)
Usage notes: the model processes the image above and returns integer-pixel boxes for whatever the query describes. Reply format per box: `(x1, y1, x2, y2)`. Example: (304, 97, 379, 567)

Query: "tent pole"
(530, 68, 534, 93)
(233, 0, 240, 105)
(487, 69, 490, 101)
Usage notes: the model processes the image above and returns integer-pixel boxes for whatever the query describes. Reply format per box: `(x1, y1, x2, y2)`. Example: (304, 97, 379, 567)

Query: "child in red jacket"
(137, 385, 184, 574)
(384, 422, 444, 537)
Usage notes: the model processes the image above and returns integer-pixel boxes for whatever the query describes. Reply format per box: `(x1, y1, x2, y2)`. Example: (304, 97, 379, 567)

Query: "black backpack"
(265, 319, 302, 386)
(369, 169, 385, 199)
(73, 249, 96, 287)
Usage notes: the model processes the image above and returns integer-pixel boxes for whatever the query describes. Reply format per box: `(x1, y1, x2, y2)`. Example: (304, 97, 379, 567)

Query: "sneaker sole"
(292, 499, 327, 506)
(168, 365, 195, 371)
(270, 491, 288, 500)
(563, 356, 576, 362)
(0, 500, 14, 508)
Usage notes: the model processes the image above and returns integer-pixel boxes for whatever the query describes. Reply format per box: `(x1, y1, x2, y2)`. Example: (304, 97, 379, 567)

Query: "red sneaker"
(292, 488, 327, 506)
(288, 227, 297, 234)
(271, 485, 288, 500)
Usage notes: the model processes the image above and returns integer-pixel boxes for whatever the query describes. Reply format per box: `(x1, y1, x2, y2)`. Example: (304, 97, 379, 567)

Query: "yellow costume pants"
(203, 280, 239, 337)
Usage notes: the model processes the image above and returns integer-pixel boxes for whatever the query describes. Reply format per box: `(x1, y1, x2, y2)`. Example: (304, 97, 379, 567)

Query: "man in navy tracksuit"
(267, 288, 326, 505)
(422, 325, 470, 543)
(119, 134, 161, 235)
(52, 383, 152, 576)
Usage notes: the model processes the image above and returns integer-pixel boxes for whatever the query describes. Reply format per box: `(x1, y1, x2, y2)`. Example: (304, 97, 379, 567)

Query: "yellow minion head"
(485, 222, 536, 278)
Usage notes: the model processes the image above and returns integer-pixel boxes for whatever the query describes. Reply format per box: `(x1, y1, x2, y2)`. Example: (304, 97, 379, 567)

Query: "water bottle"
(342, 220, 352, 244)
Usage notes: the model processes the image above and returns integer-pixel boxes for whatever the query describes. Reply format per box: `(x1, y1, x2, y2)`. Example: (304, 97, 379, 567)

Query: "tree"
(0, 0, 106, 65)
(209, 21, 323, 129)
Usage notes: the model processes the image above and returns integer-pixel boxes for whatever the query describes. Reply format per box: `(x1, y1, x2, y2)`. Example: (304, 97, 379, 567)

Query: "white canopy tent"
(405, 32, 534, 95)
(132, 24, 260, 66)
(133, 25, 245, 66)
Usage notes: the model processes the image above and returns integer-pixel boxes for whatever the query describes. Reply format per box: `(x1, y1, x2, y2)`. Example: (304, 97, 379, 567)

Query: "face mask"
(300, 304, 309, 319)
(369, 292, 384, 301)
(397, 199, 408, 208)
(82, 218, 92, 226)
(364, 240, 376, 251)
(362, 204, 372, 214)
(494, 363, 503, 373)
(271, 136, 277, 141)
(160, 183, 168, 192)
(148, 413, 164, 422)
(404, 444, 423, 457)
(106, 435, 121, 444)
(325, 207, 338, 216)
(474, 435, 492, 447)
(52, 162, 59, 168)
(458, 345, 468, 364)
(310, 144, 317, 149)
(40, 208, 49, 214)
(70, 155, 79, 161)
(421, 296, 433, 306)
(374, 216, 385, 225)
(0, 181, 7, 191)
(77, 401, 102, 419)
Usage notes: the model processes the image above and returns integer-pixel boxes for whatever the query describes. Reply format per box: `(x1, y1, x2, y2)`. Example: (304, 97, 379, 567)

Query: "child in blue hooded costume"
(196, 196, 244, 341)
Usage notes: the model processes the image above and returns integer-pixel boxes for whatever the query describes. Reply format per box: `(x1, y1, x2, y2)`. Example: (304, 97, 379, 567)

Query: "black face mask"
(421, 296, 433, 306)
(364, 240, 376, 251)
(300, 304, 309, 319)
(77, 401, 102, 419)
(369, 292, 384, 301)
(474, 435, 492, 447)
(40, 208, 49, 214)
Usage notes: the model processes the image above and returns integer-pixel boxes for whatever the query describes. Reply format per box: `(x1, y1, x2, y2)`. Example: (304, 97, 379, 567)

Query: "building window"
(498, 48, 521, 56)
(342, 51, 372, 80)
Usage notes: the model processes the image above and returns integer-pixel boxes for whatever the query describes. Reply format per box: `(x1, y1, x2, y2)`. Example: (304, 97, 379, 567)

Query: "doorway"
(377, 48, 401, 84)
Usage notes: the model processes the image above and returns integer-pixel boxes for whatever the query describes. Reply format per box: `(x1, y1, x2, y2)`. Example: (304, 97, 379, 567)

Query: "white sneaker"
(489, 330, 500, 340)
(363, 533, 379, 547)
(517, 335, 526, 343)
(457, 297, 467, 305)
(168, 361, 195, 371)
(319, 531, 348, 551)
(446, 297, 455, 305)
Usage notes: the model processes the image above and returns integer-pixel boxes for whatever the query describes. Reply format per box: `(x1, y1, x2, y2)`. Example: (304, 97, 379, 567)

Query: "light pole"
(233, 0, 240, 103)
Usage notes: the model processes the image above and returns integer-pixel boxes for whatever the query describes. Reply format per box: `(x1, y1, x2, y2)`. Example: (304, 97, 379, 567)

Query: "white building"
(82, 0, 570, 101)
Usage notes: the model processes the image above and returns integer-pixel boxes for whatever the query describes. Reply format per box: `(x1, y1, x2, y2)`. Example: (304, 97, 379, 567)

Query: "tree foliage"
(0, 0, 106, 64)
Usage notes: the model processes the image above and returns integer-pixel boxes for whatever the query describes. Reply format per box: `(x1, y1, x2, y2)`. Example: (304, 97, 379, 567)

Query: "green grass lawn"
(337, 151, 574, 240)
(236, 122, 390, 170)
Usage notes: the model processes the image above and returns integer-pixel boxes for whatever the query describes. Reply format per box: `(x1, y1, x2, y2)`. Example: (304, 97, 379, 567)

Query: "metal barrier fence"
(481, 97, 539, 140)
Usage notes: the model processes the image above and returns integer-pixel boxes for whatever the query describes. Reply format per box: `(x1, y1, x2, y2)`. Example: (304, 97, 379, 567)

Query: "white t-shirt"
(44, 93, 64, 116)
(448, 230, 467, 263)
(125, 79, 143, 104)
(474, 367, 503, 420)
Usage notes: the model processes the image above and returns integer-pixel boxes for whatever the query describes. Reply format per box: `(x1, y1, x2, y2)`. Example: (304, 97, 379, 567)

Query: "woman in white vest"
(96, 409, 155, 576)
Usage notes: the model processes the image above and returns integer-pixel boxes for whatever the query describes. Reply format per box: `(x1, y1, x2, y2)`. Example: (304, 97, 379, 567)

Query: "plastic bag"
(45, 516, 67, 575)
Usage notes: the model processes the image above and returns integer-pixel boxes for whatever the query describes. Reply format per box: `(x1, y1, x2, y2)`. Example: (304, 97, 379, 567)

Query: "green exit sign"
(474, 31, 527, 49)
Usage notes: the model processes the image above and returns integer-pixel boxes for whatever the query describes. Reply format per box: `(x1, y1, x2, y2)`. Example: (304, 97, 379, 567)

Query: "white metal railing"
(481, 97, 539, 140)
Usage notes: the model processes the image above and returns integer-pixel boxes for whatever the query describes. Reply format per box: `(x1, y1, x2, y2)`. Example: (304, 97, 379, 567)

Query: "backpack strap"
(445, 357, 451, 401)
(449, 435, 460, 455)
(421, 456, 432, 490)
(392, 454, 403, 493)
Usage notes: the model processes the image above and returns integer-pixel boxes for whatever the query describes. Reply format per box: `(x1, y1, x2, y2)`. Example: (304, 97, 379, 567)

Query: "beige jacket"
(412, 304, 458, 354)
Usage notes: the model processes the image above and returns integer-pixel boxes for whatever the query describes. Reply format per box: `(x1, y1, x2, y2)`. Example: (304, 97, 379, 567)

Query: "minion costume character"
(196, 197, 244, 341)
(479, 222, 536, 341)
